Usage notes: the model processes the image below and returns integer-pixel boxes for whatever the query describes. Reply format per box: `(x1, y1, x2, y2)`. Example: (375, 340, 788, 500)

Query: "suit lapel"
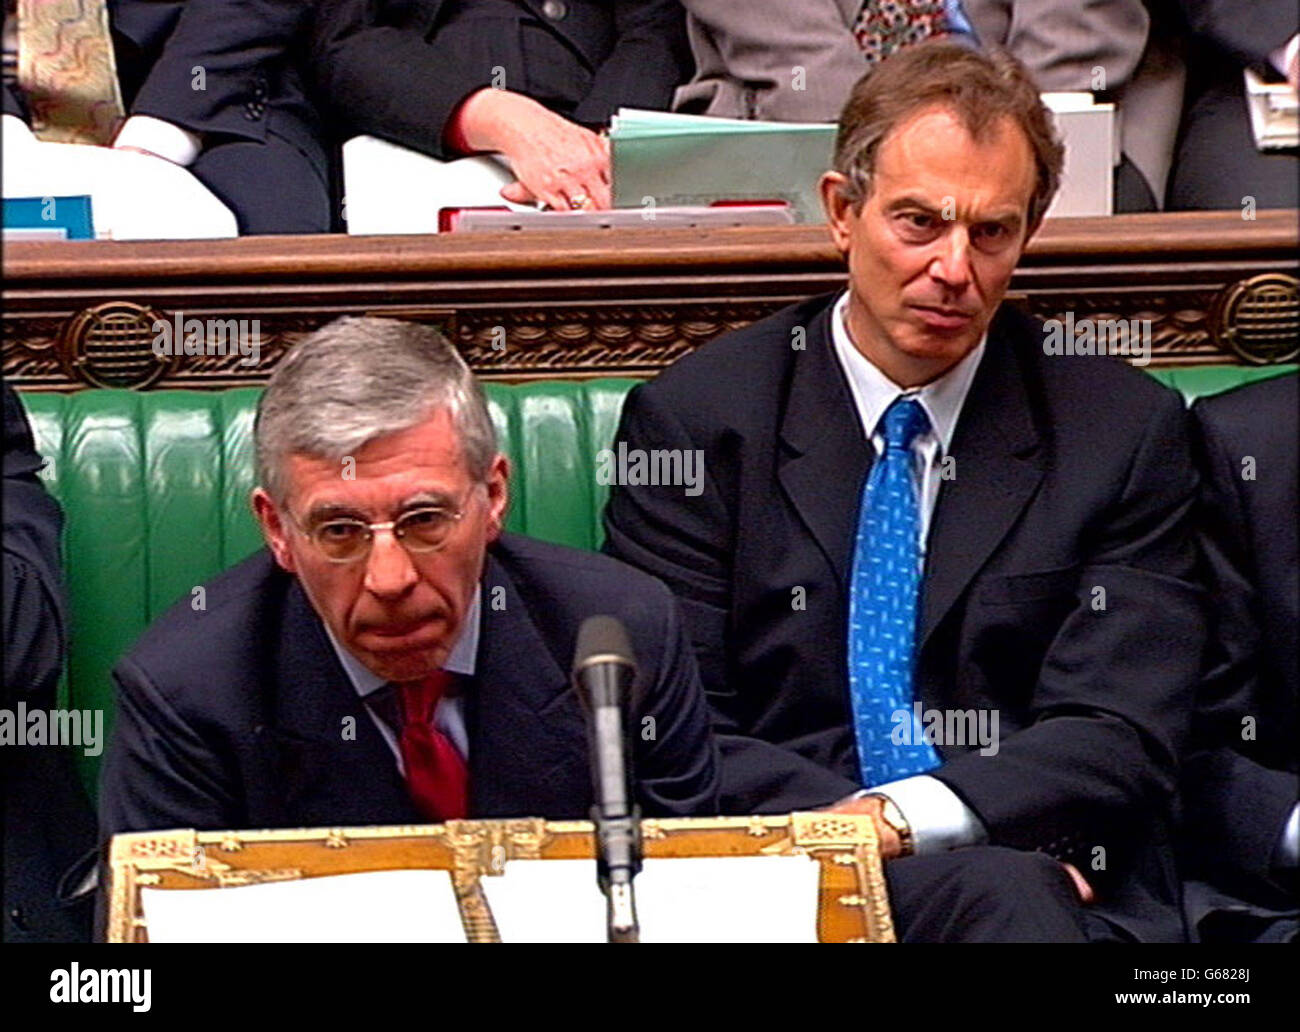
(467, 548, 589, 818)
(262, 581, 419, 826)
(777, 301, 873, 592)
(919, 316, 1045, 648)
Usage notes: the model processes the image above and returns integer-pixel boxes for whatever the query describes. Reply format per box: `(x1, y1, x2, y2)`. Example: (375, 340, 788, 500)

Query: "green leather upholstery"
(19, 380, 637, 795)
(15, 364, 1293, 796)
(1145, 364, 1296, 405)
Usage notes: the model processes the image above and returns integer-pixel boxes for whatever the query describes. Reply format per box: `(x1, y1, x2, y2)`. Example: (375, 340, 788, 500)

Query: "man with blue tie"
(603, 40, 1206, 941)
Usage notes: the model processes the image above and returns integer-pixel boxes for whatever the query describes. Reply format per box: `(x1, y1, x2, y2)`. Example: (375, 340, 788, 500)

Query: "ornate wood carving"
(5, 211, 1296, 391)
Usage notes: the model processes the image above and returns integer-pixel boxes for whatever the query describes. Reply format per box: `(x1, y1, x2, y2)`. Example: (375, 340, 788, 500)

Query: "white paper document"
(1244, 69, 1299, 151)
(1040, 92, 1115, 217)
(479, 855, 820, 943)
(141, 869, 467, 943)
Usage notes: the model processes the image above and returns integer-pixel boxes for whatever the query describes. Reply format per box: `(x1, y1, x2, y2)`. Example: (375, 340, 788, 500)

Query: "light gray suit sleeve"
(673, 0, 866, 121)
(965, 0, 1150, 92)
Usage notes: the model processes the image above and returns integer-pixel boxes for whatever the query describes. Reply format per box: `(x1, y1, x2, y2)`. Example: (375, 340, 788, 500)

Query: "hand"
(1059, 861, 1095, 904)
(825, 792, 903, 860)
(453, 88, 611, 211)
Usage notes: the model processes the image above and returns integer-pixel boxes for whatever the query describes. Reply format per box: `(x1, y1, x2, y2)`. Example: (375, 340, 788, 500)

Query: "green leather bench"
(17, 365, 1295, 796)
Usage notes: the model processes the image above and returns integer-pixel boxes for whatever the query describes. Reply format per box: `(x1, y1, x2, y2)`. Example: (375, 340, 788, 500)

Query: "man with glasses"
(99, 316, 719, 842)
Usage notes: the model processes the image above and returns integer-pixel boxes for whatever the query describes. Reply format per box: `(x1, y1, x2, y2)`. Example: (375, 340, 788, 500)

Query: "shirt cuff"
(442, 95, 478, 155)
(1278, 802, 1300, 869)
(1269, 34, 1299, 79)
(867, 775, 988, 855)
(113, 115, 202, 166)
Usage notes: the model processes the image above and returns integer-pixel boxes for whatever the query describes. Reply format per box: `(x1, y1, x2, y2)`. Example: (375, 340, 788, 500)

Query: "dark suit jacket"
(310, 0, 691, 158)
(603, 293, 1207, 940)
(2, 385, 95, 942)
(99, 532, 719, 840)
(109, 0, 326, 174)
(1167, 0, 1298, 209)
(1182, 373, 1298, 918)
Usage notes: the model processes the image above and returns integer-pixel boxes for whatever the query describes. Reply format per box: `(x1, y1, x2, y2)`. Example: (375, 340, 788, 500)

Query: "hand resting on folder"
(447, 88, 611, 212)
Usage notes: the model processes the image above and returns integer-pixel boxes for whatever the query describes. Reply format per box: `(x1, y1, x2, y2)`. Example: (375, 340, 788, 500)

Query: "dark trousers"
(886, 846, 1095, 942)
(1167, 73, 1299, 211)
(190, 129, 331, 235)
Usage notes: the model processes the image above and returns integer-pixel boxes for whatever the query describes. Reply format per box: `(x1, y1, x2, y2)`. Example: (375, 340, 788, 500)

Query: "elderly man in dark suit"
(1181, 373, 1298, 942)
(604, 41, 1206, 942)
(309, 0, 692, 212)
(3, 384, 96, 942)
(100, 317, 718, 840)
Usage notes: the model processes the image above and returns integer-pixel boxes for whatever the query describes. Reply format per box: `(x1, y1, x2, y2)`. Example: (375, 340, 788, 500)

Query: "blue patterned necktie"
(847, 396, 941, 787)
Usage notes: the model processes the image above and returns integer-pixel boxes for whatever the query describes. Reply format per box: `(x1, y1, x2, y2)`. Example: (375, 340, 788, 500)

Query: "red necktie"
(397, 671, 469, 821)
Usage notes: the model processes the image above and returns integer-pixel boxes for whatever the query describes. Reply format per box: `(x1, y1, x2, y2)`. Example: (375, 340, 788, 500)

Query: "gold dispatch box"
(108, 813, 895, 943)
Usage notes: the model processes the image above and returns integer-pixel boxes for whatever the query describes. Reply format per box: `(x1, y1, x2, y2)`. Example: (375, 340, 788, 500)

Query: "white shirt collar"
(829, 290, 986, 451)
(323, 586, 481, 698)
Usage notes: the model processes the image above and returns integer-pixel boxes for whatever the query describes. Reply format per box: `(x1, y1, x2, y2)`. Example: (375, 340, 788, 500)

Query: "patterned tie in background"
(847, 397, 942, 788)
(16, 0, 125, 144)
(853, 0, 979, 64)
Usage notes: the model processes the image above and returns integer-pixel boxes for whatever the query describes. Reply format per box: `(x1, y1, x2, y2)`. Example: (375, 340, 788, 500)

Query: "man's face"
(253, 409, 509, 683)
(819, 105, 1038, 387)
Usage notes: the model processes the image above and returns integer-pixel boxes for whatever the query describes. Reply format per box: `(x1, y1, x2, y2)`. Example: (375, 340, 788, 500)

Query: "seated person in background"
(604, 41, 1206, 942)
(3, 383, 95, 942)
(675, 0, 1184, 212)
(4, 0, 329, 235)
(310, 0, 693, 212)
(1181, 373, 1298, 943)
(109, 0, 331, 234)
(1166, 0, 1298, 210)
(100, 317, 719, 841)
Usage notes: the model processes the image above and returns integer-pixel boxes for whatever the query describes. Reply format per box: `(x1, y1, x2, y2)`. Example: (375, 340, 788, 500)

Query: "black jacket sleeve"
(1177, 0, 1298, 70)
(569, 0, 692, 125)
(2, 385, 65, 706)
(310, 0, 690, 159)
(1181, 390, 1298, 892)
(129, 0, 314, 142)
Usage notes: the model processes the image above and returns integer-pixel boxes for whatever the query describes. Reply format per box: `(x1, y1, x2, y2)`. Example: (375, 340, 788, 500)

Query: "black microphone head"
(573, 615, 637, 678)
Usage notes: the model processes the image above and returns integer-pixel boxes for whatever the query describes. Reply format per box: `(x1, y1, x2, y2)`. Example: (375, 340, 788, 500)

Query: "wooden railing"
(3, 210, 1296, 391)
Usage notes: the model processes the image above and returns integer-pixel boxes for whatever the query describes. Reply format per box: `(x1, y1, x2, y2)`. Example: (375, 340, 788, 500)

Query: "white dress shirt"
(325, 589, 480, 774)
(830, 289, 990, 855)
(113, 115, 203, 166)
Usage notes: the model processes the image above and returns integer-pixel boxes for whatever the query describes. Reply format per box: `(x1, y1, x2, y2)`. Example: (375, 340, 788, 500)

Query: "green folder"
(610, 109, 837, 224)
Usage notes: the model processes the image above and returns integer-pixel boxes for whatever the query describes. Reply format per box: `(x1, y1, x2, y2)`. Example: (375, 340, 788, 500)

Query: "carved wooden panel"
(4, 211, 1296, 391)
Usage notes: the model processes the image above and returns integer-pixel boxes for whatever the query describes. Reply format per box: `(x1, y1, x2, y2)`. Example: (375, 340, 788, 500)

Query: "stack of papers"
(142, 870, 467, 943)
(480, 855, 820, 943)
(1244, 69, 1299, 151)
(139, 854, 821, 943)
(1039, 92, 1115, 217)
(611, 108, 836, 223)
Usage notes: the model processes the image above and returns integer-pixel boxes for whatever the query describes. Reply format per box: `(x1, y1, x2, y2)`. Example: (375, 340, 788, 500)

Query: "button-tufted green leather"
(15, 365, 1293, 795)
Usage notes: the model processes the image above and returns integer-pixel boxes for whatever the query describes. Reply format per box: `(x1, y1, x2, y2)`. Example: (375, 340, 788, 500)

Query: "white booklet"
(141, 869, 467, 943)
(479, 855, 820, 943)
(140, 854, 821, 943)
(1244, 68, 1299, 151)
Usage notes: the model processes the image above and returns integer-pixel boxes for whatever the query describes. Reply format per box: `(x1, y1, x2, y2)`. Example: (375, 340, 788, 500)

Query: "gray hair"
(254, 316, 497, 506)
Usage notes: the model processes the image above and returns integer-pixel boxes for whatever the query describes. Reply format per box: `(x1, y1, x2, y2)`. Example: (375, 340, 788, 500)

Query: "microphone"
(573, 615, 642, 943)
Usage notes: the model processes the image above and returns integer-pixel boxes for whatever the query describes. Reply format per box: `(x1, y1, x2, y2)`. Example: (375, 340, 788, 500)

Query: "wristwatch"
(866, 793, 915, 857)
